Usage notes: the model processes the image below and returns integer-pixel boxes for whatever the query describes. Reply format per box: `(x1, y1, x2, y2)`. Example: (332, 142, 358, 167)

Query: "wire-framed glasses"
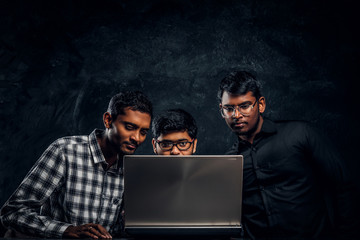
(220, 100, 258, 118)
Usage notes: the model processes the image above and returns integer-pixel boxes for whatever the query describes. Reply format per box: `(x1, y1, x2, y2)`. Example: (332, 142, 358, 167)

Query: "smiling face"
(105, 107, 151, 155)
(220, 91, 266, 142)
(152, 130, 197, 155)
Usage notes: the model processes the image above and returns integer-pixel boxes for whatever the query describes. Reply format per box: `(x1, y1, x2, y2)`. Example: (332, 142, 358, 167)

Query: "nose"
(130, 131, 140, 144)
(170, 145, 181, 155)
(233, 107, 243, 118)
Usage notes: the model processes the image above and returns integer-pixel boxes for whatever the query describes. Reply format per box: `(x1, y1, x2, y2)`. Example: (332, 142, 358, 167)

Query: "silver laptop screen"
(123, 155, 243, 228)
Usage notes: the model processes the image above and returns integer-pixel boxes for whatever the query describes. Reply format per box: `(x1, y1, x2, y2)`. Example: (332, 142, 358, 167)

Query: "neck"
(238, 116, 264, 144)
(97, 131, 122, 169)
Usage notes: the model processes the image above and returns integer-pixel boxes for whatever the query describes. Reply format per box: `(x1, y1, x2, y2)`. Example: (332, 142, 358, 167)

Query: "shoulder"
(50, 135, 89, 148)
(35, 134, 91, 167)
(269, 119, 325, 149)
(272, 119, 315, 135)
(273, 119, 309, 128)
(41, 134, 90, 159)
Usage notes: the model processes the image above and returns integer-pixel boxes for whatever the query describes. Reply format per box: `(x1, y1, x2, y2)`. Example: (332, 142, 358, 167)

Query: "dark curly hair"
(107, 91, 153, 119)
(152, 109, 197, 139)
(218, 71, 262, 102)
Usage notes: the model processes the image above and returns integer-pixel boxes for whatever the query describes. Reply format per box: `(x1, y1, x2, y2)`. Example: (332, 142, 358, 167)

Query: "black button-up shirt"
(226, 118, 356, 238)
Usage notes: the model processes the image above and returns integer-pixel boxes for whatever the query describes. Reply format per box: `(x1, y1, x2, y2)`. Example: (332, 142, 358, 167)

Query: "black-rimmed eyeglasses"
(156, 139, 195, 151)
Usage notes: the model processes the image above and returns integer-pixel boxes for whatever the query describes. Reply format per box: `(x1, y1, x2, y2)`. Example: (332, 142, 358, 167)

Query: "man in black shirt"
(218, 71, 358, 238)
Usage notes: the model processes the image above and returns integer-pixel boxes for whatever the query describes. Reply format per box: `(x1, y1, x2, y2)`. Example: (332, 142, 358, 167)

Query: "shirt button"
(113, 198, 120, 205)
(260, 186, 265, 191)
(267, 211, 271, 216)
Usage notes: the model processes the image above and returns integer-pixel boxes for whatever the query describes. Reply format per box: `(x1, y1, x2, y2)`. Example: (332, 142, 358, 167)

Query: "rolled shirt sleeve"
(1, 140, 71, 238)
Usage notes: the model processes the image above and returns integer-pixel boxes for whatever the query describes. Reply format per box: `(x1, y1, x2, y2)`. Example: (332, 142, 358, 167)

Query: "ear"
(219, 104, 224, 118)
(258, 97, 266, 114)
(152, 138, 157, 154)
(192, 139, 198, 154)
(103, 112, 112, 129)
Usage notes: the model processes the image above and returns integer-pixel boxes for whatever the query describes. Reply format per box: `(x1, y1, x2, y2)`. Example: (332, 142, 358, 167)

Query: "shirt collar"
(236, 117, 277, 146)
(89, 129, 106, 165)
(89, 129, 121, 173)
(260, 117, 277, 135)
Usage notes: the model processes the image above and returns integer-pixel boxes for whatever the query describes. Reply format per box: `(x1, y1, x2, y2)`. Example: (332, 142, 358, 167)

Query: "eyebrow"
(123, 121, 138, 127)
(161, 138, 190, 142)
(123, 121, 150, 131)
(224, 101, 252, 106)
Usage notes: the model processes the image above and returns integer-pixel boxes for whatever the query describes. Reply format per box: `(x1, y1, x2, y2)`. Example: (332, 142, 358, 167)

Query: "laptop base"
(125, 226, 242, 237)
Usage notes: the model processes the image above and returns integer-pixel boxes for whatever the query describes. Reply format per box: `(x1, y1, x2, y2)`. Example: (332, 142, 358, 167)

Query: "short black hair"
(218, 71, 262, 102)
(107, 91, 153, 119)
(152, 109, 197, 139)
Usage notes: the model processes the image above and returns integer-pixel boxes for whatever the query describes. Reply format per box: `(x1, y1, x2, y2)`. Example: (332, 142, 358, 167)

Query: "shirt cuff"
(44, 221, 72, 238)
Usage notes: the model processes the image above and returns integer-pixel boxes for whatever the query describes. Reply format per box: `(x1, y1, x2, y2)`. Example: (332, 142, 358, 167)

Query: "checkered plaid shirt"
(0, 129, 124, 238)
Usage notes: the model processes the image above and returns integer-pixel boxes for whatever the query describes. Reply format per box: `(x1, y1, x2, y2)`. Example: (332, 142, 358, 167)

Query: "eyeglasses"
(156, 139, 195, 151)
(220, 100, 258, 118)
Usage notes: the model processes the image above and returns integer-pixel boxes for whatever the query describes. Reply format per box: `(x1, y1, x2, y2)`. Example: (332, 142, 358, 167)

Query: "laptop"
(123, 155, 243, 237)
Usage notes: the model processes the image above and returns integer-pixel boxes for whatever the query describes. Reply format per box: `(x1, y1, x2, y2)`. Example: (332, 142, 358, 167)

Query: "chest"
(239, 134, 313, 185)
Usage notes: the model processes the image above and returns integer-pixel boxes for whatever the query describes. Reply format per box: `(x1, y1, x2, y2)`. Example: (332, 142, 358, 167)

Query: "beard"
(231, 113, 261, 137)
(120, 140, 138, 155)
(108, 132, 138, 155)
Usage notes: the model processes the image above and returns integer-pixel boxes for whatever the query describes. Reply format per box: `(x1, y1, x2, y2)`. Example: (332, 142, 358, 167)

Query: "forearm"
(1, 201, 71, 238)
(1, 142, 68, 237)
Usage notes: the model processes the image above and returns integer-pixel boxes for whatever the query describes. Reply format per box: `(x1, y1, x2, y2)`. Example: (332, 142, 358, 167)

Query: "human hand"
(63, 223, 112, 239)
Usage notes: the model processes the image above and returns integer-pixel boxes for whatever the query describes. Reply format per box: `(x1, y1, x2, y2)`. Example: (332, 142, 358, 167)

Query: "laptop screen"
(123, 155, 243, 236)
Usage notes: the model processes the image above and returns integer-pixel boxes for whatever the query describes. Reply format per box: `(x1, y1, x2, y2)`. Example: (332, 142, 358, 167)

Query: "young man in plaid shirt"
(0, 91, 152, 239)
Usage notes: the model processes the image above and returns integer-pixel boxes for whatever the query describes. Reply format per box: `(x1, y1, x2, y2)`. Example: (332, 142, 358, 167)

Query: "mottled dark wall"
(0, 0, 359, 206)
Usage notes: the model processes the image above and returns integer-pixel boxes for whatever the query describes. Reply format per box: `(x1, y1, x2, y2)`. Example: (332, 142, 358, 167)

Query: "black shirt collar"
(227, 118, 278, 154)
(238, 117, 277, 145)
(260, 117, 277, 135)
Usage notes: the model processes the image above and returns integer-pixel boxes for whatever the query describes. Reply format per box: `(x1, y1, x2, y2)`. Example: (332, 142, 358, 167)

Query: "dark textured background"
(0, 0, 359, 206)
